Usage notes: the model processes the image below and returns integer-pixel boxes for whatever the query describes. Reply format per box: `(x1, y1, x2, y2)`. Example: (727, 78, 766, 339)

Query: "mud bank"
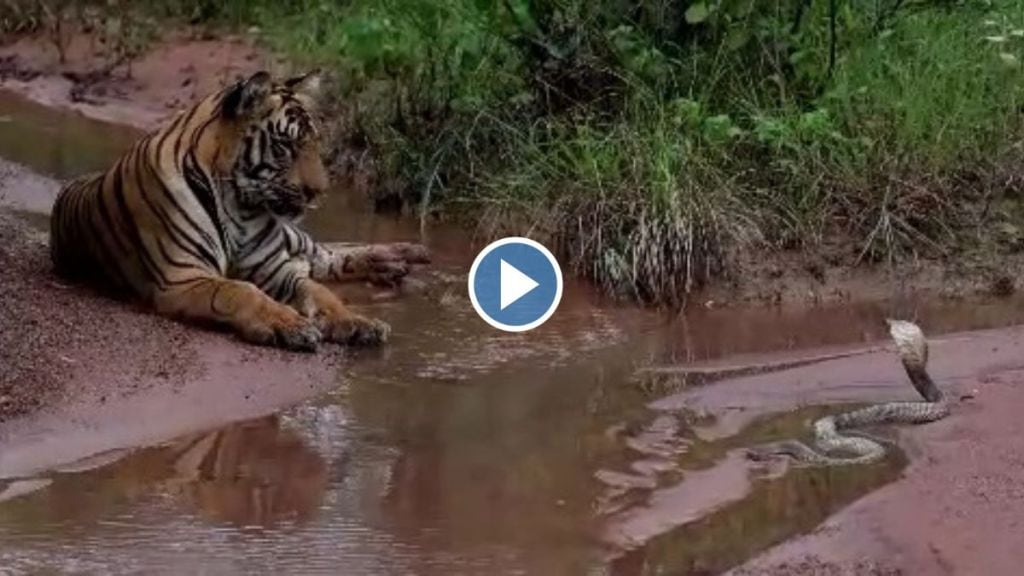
(0, 29, 273, 132)
(0, 166, 347, 474)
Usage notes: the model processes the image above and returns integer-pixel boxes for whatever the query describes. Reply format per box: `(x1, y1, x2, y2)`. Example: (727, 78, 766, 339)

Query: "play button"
(500, 260, 539, 310)
(468, 237, 563, 332)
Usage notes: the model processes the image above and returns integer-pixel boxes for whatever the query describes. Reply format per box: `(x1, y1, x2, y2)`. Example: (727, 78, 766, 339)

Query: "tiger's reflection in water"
(160, 415, 331, 527)
(1, 414, 336, 530)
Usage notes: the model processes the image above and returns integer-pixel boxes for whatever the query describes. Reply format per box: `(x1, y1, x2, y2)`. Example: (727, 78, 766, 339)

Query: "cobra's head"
(886, 318, 928, 368)
(221, 70, 329, 218)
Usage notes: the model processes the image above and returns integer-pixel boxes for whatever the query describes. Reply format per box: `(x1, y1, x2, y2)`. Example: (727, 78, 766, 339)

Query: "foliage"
(6, 0, 1024, 303)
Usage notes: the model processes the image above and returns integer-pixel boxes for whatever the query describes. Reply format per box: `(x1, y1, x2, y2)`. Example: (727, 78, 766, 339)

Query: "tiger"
(49, 69, 389, 352)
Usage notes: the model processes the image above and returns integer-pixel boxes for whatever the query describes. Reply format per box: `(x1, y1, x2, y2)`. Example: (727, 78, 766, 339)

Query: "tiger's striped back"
(50, 86, 239, 301)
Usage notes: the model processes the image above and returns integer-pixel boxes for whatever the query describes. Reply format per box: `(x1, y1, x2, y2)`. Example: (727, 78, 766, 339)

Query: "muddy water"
(0, 91, 139, 181)
(4, 88, 1024, 575)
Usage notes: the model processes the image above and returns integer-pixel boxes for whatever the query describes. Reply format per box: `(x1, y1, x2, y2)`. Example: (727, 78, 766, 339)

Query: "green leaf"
(721, 0, 754, 18)
(670, 97, 703, 130)
(702, 114, 735, 143)
(725, 27, 750, 51)
(685, 2, 710, 24)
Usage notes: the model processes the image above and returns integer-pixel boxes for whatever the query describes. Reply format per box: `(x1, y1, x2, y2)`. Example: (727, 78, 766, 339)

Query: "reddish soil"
(0, 157, 55, 213)
(0, 28, 277, 131)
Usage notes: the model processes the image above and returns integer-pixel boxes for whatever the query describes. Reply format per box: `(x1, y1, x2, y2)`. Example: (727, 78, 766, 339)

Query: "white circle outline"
(467, 236, 563, 333)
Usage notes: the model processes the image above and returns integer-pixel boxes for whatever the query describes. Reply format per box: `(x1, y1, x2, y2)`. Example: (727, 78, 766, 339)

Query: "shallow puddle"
(626, 456, 904, 574)
(0, 90, 139, 181)
(0, 87, 1021, 574)
(602, 407, 907, 575)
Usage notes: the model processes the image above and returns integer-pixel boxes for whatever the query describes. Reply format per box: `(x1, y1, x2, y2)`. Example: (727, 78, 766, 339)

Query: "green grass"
(828, 5, 1024, 166)
(8, 0, 1024, 304)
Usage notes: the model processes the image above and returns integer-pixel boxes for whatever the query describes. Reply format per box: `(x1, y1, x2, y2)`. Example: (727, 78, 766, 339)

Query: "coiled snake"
(747, 319, 949, 466)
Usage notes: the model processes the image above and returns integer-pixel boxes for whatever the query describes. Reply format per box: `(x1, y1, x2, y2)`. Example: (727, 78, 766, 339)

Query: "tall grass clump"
(466, 91, 768, 303)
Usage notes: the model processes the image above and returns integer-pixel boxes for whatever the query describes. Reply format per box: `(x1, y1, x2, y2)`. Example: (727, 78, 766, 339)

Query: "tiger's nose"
(303, 186, 325, 206)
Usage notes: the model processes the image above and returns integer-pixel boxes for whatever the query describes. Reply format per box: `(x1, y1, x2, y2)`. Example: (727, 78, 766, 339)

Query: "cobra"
(747, 319, 949, 466)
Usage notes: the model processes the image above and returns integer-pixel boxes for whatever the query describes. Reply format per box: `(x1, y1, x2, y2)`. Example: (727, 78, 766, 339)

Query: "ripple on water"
(595, 406, 908, 575)
(0, 410, 566, 576)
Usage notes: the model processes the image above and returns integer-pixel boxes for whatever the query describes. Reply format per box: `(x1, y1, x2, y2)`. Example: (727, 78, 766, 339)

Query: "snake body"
(748, 319, 949, 466)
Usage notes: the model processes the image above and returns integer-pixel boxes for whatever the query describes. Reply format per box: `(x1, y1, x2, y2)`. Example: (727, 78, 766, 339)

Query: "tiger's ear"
(222, 71, 273, 121)
(284, 69, 323, 103)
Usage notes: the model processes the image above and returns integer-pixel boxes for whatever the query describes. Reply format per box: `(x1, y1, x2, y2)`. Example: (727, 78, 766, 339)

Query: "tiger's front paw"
(319, 314, 391, 347)
(274, 319, 323, 352)
(243, 307, 322, 352)
(326, 242, 431, 287)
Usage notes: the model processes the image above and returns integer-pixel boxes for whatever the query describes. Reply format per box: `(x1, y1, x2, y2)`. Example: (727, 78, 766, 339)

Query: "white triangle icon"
(500, 259, 539, 310)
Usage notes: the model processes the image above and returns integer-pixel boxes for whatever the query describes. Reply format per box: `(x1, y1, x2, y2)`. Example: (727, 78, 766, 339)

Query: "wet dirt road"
(4, 88, 1024, 575)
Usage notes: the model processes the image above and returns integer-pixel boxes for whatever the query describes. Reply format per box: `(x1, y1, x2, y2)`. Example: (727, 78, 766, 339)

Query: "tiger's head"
(219, 70, 329, 218)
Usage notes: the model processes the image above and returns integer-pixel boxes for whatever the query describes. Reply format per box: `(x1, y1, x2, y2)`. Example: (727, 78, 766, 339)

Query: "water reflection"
(165, 416, 330, 528)
(0, 415, 329, 531)
(609, 453, 905, 576)
(0, 90, 139, 179)
(0, 400, 908, 576)
(342, 351, 640, 575)
(658, 292, 1024, 365)
(605, 408, 907, 576)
